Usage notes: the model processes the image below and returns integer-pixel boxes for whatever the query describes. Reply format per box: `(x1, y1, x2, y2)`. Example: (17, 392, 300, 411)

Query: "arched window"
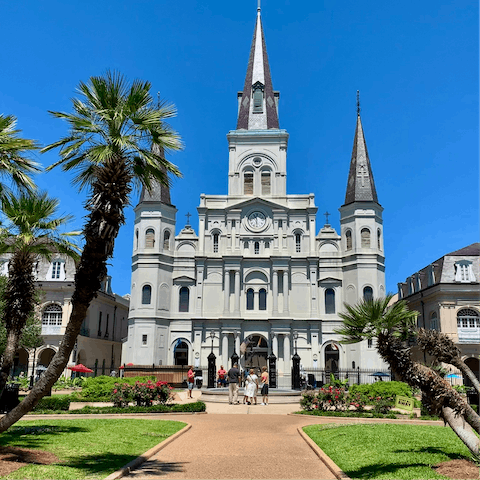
(42, 304, 62, 326)
(377, 229, 381, 249)
(457, 309, 479, 329)
(259, 289, 267, 310)
(265, 241, 270, 249)
(346, 230, 352, 251)
(244, 171, 254, 195)
(246, 289, 254, 310)
(363, 286, 373, 301)
(135, 229, 139, 249)
(254, 242, 260, 255)
(253, 85, 263, 113)
(213, 234, 219, 253)
(361, 228, 370, 248)
(163, 230, 171, 250)
(179, 287, 190, 312)
(295, 233, 301, 253)
(325, 288, 335, 314)
(142, 285, 152, 305)
(261, 171, 271, 195)
(430, 312, 439, 331)
(244, 241, 249, 250)
(145, 229, 155, 248)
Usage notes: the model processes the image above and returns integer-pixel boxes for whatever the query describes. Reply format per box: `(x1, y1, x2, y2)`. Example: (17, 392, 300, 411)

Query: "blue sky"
(1, 1, 478, 297)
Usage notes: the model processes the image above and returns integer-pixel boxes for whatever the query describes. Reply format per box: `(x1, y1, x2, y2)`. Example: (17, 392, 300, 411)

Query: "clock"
(248, 211, 266, 229)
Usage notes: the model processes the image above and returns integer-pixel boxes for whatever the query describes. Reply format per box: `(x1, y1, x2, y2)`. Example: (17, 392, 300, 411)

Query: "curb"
(297, 427, 351, 480)
(104, 422, 192, 480)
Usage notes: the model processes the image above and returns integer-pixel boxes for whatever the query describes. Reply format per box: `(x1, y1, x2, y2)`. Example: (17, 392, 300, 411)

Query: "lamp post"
(292, 331, 301, 390)
(207, 331, 216, 388)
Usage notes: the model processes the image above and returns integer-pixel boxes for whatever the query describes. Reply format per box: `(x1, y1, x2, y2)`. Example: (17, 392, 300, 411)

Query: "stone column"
(224, 269, 230, 313)
(283, 334, 291, 387)
(272, 270, 278, 313)
(310, 265, 317, 314)
(309, 216, 316, 255)
(254, 290, 259, 310)
(283, 270, 289, 313)
(222, 332, 229, 367)
(272, 333, 278, 358)
(199, 217, 205, 253)
(234, 270, 241, 314)
(235, 334, 241, 358)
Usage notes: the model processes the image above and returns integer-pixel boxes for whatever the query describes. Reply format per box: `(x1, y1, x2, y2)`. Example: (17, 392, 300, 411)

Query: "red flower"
(113, 389, 117, 394)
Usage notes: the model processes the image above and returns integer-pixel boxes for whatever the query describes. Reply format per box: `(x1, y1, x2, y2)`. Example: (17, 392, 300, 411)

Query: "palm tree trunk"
(453, 358, 480, 396)
(0, 160, 131, 433)
(0, 251, 36, 397)
(442, 407, 479, 456)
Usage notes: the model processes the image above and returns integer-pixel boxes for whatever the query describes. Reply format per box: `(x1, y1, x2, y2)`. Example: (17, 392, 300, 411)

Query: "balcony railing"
(458, 328, 480, 344)
(41, 325, 62, 335)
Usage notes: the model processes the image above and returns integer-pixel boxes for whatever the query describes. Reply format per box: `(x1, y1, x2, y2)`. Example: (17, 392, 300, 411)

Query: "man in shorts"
(187, 366, 195, 398)
(217, 365, 227, 388)
(227, 363, 240, 404)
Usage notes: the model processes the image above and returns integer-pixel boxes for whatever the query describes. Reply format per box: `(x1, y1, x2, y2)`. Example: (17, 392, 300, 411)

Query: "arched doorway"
(242, 335, 268, 371)
(325, 344, 339, 373)
(174, 341, 189, 366)
(13, 348, 28, 377)
(38, 348, 56, 370)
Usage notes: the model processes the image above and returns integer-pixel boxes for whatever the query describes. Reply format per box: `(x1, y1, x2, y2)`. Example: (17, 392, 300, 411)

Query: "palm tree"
(0, 114, 41, 197)
(335, 295, 479, 457)
(0, 192, 80, 396)
(0, 71, 182, 431)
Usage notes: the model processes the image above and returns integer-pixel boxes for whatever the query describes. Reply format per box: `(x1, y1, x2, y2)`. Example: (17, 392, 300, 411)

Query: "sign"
(395, 395, 414, 411)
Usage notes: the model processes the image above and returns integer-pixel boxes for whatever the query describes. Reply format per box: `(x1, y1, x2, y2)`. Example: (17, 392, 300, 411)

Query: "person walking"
(245, 368, 258, 405)
(187, 366, 195, 399)
(228, 363, 240, 404)
(260, 366, 269, 405)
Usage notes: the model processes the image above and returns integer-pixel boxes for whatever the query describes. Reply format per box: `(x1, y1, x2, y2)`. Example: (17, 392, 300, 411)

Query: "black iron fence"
(302, 368, 393, 388)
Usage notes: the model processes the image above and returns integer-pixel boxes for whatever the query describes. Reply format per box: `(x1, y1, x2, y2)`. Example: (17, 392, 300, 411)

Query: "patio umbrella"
(118, 363, 134, 370)
(446, 374, 462, 379)
(370, 372, 390, 377)
(68, 364, 93, 373)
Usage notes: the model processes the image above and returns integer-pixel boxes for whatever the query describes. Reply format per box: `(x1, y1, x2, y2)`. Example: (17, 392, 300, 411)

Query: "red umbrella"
(68, 364, 93, 373)
(119, 363, 134, 370)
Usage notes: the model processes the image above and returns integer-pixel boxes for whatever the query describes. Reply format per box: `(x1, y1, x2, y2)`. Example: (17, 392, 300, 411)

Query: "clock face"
(248, 211, 266, 229)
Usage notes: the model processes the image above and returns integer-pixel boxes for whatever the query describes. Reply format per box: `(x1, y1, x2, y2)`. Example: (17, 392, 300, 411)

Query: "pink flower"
(113, 389, 117, 394)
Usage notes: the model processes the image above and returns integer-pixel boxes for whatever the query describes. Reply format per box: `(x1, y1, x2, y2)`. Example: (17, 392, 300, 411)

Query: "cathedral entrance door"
(174, 341, 189, 366)
(242, 335, 268, 372)
(325, 344, 339, 373)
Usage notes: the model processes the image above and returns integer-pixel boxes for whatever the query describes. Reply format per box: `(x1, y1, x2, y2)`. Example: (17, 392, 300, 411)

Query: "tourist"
(260, 366, 269, 405)
(187, 366, 195, 399)
(245, 368, 258, 405)
(227, 363, 240, 404)
(217, 365, 227, 388)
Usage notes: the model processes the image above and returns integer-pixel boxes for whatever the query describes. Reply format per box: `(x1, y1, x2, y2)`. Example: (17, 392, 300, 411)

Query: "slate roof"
(344, 114, 379, 205)
(236, 9, 279, 130)
(447, 243, 480, 257)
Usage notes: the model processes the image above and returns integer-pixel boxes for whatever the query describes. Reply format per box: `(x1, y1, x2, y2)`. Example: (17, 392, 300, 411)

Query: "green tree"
(0, 71, 182, 431)
(335, 295, 480, 457)
(0, 192, 80, 397)
(0, 114, 41, 197)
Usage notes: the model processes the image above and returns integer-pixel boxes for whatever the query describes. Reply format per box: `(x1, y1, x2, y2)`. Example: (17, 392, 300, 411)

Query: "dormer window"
(252, 81, 264, 113)
(454, 260, 476, 283)
(48, 259, 66, 281)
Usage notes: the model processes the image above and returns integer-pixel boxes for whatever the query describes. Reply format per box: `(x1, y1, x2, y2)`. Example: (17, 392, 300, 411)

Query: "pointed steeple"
(139, 144, 172, 205)
(236, 6, 279, 130)
(344, 97, 379, 205)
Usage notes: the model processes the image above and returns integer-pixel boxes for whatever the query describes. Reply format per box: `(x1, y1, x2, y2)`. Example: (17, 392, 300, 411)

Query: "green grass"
(0, 418, 186, 479)
(303, 423, 475, 479)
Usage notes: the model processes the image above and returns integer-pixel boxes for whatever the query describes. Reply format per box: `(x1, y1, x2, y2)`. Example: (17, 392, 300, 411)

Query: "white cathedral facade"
(122, 8, 388, 387)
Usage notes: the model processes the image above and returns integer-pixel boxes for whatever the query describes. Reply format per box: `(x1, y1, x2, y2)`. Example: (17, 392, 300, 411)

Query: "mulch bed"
(433, 459, 479, 479)
(0, 446, 58, 476)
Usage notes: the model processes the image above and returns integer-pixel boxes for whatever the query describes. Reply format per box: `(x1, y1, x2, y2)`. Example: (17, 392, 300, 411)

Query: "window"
(163, 230, 170, 250)
(259, 289, 267, 310)
(363, 286, 373, 301)
(246, 289, 254, 310)
(142, 334, 148, 345)
(377, 229, 381, 249)
(295, 233, 301, 253)
(352, 361, 356, 369)
(142, 285, 152, 305)
(213, 234, 219, 253)
(98, 312, 102, 337)
(244, 241, 249, 250)
(244, 171, 254, 195)
(51, 261, 62, 279)
(455, 261, 476, 283)
(253, 84, 263, 113)
(261, 171, 271, 195)
(278, 220, 283, 228)
(232, 220, 236, 228)
(361, 228, 370, 248)
(430, 312, 439, 331)
(457, 309, 479, 329)
(179, 287, 189, 312)
(42, 304, 62, 326)
(254, 242, 260, 254)
(325, 289, 335, 314)
(367, 339, 373, 348)
(145, 229, 155, 248)
(265, 241, 270, 249)
(346, 230, 352, 250)
(135, 230, 139, 249)
(105, 314, 109, 338)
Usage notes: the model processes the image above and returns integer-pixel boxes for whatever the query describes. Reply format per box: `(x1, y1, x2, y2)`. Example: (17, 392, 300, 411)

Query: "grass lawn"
(303, 423, 476, 480)
(0, 418, 186, 479)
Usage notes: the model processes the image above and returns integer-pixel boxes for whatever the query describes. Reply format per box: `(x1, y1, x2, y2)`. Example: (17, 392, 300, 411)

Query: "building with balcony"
(0, 254, 129, 379)
(397, 243, 480, 383)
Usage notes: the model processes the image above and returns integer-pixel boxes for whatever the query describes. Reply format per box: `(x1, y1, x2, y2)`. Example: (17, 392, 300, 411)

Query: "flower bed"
(111, 379, 173, 407)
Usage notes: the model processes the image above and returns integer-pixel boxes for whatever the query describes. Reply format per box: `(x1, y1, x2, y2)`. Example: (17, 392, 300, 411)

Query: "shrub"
(111, 380, 173, 408)
(71, 401, 206, 415)
(80, 375, 156, 401)
(33, 395, 71, 411)
(349, 381, 413, 404)
(317, 386, 348, 411)
(300, 391, 317, 411)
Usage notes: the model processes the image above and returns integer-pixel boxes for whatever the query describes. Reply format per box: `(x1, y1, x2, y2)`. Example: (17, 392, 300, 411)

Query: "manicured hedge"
(79, 375, 157, 401)
(296, 410, 399, 419)
(69, 401, 206, 415)
(33, 394, 72, 411)
(348, 381, 413, 401)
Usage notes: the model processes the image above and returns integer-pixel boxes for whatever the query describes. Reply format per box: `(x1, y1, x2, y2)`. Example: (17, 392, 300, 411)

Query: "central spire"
(236, 7, 279, 130)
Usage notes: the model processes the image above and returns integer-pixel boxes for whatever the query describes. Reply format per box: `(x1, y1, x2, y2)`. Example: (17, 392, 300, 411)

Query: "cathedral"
(122, 7, 388, 387)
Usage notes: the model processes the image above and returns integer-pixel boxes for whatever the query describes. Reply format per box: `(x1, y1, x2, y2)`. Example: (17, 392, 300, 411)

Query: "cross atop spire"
(236, 7, 279, 130)
(343, 97, 379, 206)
